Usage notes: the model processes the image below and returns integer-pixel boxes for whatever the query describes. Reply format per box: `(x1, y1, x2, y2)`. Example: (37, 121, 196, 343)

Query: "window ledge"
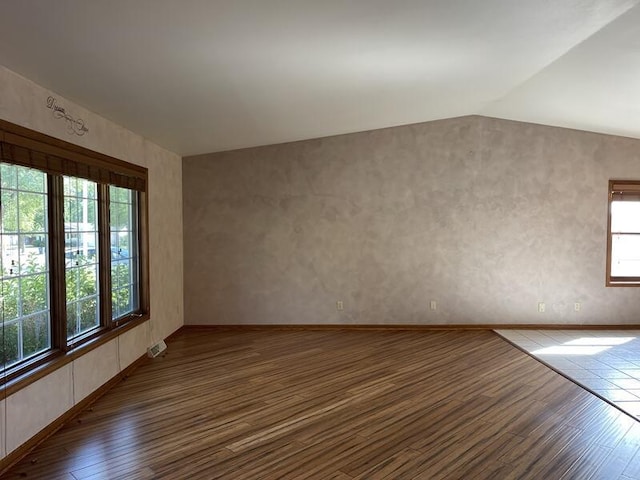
(1, 314, 149, 399)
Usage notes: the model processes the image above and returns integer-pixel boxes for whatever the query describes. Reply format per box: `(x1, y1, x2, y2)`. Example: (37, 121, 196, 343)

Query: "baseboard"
(183, 324, 492, 331)
(165, 325, 186, 341)
(487, 324, 640, 330)
(0, 353, 149, 477)
(5, 322, 638, 474)
(182, 323, 640, 331)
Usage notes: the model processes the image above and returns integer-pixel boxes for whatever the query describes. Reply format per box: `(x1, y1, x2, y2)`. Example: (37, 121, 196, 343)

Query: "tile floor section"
(496, 329, 640, 419)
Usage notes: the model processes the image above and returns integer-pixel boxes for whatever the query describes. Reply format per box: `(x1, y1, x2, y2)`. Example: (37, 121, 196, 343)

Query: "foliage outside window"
(0, 119, 148, 388)
(1, 164, 51, 369)
(64, 176, 100, 340)
(110, 186, 139, 320)
(607, 180, 640, 286)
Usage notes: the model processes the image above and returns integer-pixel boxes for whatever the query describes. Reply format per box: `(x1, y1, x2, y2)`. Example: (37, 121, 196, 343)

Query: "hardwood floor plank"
(559, 443, 613, 480)
(4, 329, 640, 479)
(349, 448, 422, 479)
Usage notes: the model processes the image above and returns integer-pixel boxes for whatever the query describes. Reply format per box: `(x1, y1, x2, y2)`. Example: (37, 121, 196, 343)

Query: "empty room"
(2, 1, 640, 479)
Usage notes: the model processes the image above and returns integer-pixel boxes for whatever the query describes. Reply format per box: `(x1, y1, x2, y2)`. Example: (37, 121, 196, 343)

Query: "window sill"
(1, 313, 149, 399)
(607, 278, 640, 287)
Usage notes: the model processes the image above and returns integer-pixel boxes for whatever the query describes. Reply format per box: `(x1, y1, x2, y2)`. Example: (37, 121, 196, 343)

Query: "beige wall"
(183, 115, 640, 326)
(0, 66, 184, 459)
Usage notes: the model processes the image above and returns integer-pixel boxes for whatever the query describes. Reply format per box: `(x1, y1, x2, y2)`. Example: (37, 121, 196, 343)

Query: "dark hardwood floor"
(4, 329, 640, 479)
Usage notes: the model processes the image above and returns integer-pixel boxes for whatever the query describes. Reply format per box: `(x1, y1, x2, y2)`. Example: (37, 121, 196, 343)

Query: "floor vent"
(147, 340, 167, 358)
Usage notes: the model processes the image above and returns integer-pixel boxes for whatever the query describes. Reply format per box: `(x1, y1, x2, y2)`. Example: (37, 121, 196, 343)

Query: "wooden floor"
(4, 329, 640, 479)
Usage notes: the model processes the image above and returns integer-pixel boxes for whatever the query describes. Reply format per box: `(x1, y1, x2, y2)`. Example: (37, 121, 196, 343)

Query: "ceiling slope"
(482, 4, 640, 139)
(0, 1, 639, 155)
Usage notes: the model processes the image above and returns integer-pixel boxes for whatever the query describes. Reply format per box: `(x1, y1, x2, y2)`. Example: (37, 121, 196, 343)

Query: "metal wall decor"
(46, 96, 89, 136)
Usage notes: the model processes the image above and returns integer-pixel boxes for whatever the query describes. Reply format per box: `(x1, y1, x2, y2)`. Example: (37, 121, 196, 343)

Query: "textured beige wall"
(6, 365, 73, 454)
(147, 141, 185, 342)
(184, 115, 640, 325)
(0, 65, 184, 459)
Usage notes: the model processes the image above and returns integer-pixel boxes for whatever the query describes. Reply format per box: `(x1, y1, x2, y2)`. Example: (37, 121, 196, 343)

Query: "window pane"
(64, 197, 80, 224)
(1, 163, 51, 370)
(66, 303, 77, 339)
(611, 201, 640, 234)
(611, 234, 640, 277)
(18, 192, 47, 234)
(1, 279, 19, 321)
(80, 265, 98, 296)
(1, 163, 17, 189)
(1, 322, 20, 366)
(1, 191, 18, 233)
(19, 235, 47, 274)
(110, 186, 139, 319)
(66, 269, 78, 302)
(64, 176, 100, 339)
(22, 313, 50, 358)
(21, 273, 48, 315)
(78, 297, 99, 332)
(18, 167, 46, 193)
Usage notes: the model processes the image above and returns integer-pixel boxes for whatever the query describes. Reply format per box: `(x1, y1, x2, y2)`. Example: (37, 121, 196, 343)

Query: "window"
(1, 164, 51, 369)
(1, 119, 148, 389)
(110, 186, 139, 320)
(64, 177, 100, 340)
(607, 180, 640, 286)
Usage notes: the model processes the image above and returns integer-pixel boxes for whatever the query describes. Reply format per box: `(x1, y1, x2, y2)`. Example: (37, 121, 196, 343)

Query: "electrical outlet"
(574, 302, 581, 312)
(538, 302, 545, 313)
(430, 300, 437, 311)
(336, 300, 344, 311)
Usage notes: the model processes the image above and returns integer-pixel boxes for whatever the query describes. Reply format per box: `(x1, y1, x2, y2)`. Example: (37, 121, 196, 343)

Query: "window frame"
(108, 185, 142, 322)
(1, 119, 150, 396)
(606, 179, 640, 287)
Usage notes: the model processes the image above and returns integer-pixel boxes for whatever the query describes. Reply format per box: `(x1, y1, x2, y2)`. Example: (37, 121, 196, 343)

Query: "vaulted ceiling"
(1, 1, 639, 156)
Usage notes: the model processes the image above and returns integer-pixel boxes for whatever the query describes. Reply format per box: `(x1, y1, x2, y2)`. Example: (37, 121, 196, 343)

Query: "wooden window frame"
(606, 179, 640, 287)
(1, 119, 150, 397)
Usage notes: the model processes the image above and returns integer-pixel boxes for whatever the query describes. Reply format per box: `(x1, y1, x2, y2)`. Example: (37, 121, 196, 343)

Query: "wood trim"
(611, 180, 640, 192)
(7, 327, 640, 478)
(1, 118, 151, 395)
(481, 323, 640, 329)
(138, 192, 150, 316)
(164, 325, 185, 342)
(607, 282, 640, 287)
(0, 352, 149, 477)
(0, 315, 149, 399)
(98, 184, 113, 324)
(607, 178, 640, 287)
(7, 320, 636, 397)
(181, 323, 640, 332)
(606, 179, 614, 286)
(48, 175, 68, 352)
(0, 120, 147, 190)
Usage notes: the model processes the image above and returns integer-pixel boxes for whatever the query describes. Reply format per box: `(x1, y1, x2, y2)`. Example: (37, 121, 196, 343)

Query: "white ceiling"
(1, 1, 639, 156)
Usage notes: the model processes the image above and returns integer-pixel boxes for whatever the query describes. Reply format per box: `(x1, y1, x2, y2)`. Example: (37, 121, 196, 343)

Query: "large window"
(1, 120, 148, 388)
(1, 164, 51, 369)
(607, 180, 640, 286)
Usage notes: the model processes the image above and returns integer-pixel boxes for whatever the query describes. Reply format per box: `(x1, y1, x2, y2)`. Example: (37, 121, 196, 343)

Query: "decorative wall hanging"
(46, 96, 89, 136)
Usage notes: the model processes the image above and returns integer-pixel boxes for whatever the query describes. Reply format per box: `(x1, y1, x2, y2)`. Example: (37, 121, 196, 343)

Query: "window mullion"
(98, 184, 112, 327)
(138, 192, 150, 315)
(47, 174, 67, 351)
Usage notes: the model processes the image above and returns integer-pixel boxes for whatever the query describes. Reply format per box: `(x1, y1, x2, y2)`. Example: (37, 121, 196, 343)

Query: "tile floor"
(496, 329, 640, 419)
